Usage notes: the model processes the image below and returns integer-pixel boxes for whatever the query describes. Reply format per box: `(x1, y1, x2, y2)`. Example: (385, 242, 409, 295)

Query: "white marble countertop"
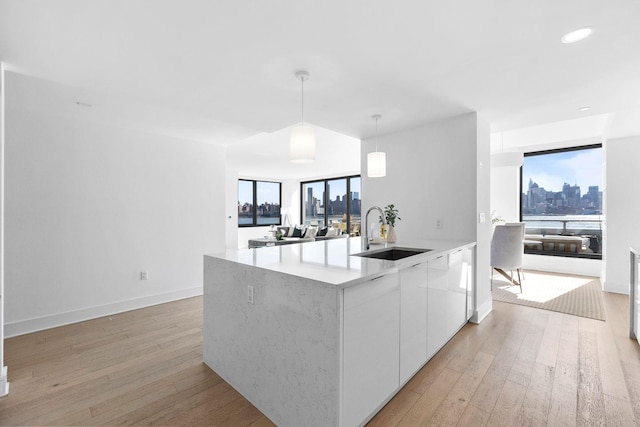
(206, 237, 475, 287)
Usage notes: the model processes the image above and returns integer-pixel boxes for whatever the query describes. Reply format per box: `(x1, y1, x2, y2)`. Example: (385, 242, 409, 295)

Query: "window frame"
(300, 174, 361, 233)
(519, 143, 603, 259)
(238, 179, 282, 228)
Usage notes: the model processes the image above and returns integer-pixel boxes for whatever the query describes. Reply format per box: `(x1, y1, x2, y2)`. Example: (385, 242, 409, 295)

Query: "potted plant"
(380, 204, 401, 243)
(491, 210, 505, 226)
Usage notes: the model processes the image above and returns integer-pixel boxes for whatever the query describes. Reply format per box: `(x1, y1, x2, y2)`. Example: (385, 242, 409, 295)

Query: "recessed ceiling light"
(561, 27, 592, 44)
(579, 106, 590, 112)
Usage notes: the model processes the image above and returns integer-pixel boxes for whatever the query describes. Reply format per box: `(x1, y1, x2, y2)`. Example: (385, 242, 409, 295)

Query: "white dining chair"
(491, 222, 525, 292)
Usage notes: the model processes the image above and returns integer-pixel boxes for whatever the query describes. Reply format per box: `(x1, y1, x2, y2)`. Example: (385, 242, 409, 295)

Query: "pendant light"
(367, 114, 386, 177)
(290, 70, 316, 163)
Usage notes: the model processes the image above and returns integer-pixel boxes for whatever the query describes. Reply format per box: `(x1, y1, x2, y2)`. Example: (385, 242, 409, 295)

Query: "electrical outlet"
(436, 219, 442, 230)
(248, 285, 254, 305)
(479, 212, 486, 223)
(140, 271, 148, 280)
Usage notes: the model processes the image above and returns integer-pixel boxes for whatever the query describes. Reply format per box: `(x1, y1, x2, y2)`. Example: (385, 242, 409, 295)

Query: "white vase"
(386, 225, 397, 243)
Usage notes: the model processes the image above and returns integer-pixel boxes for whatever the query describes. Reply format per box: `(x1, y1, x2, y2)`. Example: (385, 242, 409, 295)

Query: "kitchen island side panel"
(203, 256, 340, 427)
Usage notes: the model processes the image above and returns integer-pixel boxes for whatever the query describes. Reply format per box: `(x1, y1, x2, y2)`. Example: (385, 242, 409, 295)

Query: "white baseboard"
(5, 286, 203, 338)
(471, 297, 493, 324)
(0, 366, 9, 397)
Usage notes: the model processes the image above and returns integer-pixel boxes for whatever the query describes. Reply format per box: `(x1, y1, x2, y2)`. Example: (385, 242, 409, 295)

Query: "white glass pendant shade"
(290, 125, 316, 163)
(367, 151, 386, 177)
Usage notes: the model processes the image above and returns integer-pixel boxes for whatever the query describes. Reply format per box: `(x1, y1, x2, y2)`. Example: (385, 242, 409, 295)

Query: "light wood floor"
(1, 290, 639, 426)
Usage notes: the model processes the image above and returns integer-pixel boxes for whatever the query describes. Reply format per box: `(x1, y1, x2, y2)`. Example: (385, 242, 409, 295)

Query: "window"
(349, 176, 361, 233)
(302, 181, 325, 226)
(238, 179, 281, 227)
(301, 175, 361, 236)
(520, 144, 603, 259)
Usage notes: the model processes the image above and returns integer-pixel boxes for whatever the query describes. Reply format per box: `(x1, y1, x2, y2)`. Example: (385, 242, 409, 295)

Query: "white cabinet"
(463, 247, 475, 320)
(427, 254, 450, 358)
(399, 262, 428, 383)
(427, 247, 474, 359)
(341, 245, 475, 426)
(449, 246, 475, 322)
(342, 273, 400, 427)
(447, 248, 469, 333)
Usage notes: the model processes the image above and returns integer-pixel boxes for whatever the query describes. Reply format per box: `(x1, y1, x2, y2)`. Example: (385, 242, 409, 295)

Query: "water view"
(521, 146, 603, 258)
(523, 214, 603, 231)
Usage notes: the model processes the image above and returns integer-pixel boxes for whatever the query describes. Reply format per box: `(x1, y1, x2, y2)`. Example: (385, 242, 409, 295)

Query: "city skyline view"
(303, 178, 361, 222)
(238, 180, 280, 205)
(521, 146, 603, 257)
(522, 146, 603, 216)
(522, 147, 603, 195)
(237, 176, 362, 228)
(238, 180, 281, 225)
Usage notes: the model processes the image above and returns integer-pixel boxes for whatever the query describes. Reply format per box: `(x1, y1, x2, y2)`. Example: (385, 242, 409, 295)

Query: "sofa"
(278, 225, 345, 240)
(248, 225, 346, 249)
(524, 234, 592, 254)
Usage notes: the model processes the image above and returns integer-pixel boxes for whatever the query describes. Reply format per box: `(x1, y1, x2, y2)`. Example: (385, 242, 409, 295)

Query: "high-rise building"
(561, 182, 581, 208)
(307, 187, 315, 216)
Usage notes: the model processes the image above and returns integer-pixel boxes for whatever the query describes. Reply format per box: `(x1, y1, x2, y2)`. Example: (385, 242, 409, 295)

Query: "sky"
(328, 179, 348, 200)
(523, 147, 603, 194)
(238, 181, 281, 205)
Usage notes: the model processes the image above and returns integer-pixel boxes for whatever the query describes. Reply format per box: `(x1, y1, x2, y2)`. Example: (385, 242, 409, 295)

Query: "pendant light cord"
(300, 76, 305, 125)
(374, 115, 379, 152)
(372, 114, 380, 153)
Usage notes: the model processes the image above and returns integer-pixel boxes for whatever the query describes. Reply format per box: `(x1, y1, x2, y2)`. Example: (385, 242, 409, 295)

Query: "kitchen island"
(203, 237, 475, 427)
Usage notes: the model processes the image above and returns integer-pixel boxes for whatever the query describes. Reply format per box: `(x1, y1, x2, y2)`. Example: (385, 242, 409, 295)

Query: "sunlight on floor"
(493, 270, 594, 304)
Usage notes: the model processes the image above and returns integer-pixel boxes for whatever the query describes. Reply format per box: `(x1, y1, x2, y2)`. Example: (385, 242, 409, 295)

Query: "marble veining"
(203, 237, 475, 426)
(204, 257, 340, 426)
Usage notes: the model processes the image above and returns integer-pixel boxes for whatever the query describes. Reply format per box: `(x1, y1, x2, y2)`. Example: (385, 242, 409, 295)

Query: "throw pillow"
(277, 227, 290, 237)
(317, 226, 328, 237)
(292, 226, 306, 238)
(306, 226, 318, 239)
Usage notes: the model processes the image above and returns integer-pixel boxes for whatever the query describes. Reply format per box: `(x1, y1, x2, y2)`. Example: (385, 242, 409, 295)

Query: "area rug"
(491, 270, 606, 320)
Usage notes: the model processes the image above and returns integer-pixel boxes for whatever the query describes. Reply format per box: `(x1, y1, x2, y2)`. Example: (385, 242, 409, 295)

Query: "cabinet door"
(464, 247, 475, 320)
(447, 249, 467, 333)
(400, 262, 428, 383)
(427, 255, 449, 359)
(343, 273, 400, 427)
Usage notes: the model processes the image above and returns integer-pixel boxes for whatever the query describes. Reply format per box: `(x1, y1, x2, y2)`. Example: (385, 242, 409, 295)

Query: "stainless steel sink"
(353, 247, 432, 261)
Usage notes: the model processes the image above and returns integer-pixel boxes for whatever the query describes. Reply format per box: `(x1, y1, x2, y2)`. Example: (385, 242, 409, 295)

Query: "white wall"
(361, 113, 492, 322)
(361, 114, 479, 241)
(490, 165, 520, 222)
(0, 62, 8, 394)
(225, 168, 239, 250)
(523, 254, 602, 277)
(475, 117, 492, 323)
(4, 106, 225, 336)
(604, 135, 640, 294)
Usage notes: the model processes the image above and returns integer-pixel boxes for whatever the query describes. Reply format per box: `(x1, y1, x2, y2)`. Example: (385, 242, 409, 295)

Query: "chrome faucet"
(364, 206, 386, 250)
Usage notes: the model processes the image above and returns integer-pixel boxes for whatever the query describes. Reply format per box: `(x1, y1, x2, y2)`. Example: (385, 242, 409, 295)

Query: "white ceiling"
(227, 126, 360, 180)
(1, 0, 639, 170)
